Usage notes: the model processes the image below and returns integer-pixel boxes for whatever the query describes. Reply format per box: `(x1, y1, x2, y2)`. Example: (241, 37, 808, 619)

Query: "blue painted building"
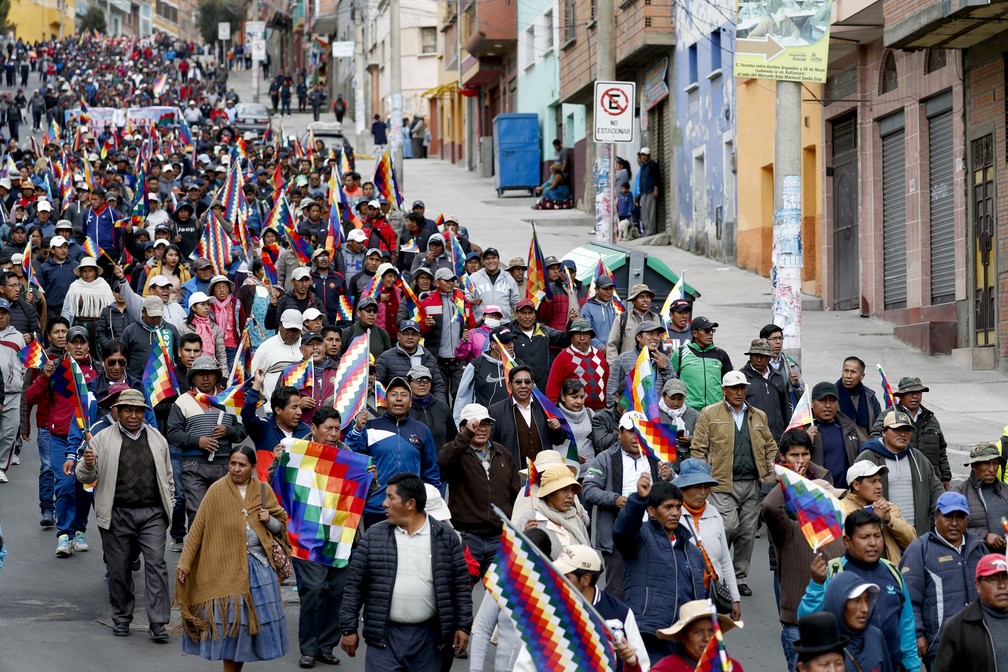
(672, 0, 737, 261)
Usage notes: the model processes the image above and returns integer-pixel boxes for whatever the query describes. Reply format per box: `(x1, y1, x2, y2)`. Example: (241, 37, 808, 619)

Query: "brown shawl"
(172, 475, 290, 641)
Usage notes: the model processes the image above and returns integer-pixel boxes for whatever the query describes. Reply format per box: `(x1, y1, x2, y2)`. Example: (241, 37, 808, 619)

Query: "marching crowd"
(0, 29, 1007, 672)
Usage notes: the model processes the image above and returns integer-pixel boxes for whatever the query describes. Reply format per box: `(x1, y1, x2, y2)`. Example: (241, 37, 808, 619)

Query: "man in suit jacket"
(489, 364, 566, 467)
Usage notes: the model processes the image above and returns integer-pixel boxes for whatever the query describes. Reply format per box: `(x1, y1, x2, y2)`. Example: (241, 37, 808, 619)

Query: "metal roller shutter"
(927, 93, 955, 305)
(881, 112, 907, 310)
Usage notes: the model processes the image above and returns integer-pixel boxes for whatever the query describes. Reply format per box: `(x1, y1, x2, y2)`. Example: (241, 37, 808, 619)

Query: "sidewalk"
(394, 158, 1008, 478)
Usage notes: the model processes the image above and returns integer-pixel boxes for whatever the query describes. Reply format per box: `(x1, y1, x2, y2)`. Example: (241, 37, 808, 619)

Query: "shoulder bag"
(260, 482, 292, 581)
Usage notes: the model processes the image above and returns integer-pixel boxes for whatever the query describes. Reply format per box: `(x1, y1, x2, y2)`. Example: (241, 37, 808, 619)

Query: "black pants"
(292, 558, 347, 657)
(100, 505, 170, 626)
(437, 358, 464, 405)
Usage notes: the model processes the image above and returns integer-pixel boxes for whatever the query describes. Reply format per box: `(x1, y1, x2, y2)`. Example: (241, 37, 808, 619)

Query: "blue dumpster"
(493, 113, 541, 197)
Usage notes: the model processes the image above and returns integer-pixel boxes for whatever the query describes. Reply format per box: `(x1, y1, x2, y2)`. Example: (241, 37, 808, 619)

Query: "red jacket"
(418, 289, 476, 356)
(25, 357, 99, 437)
(362, 216, 397, 255)
(537, 280, 573, 331)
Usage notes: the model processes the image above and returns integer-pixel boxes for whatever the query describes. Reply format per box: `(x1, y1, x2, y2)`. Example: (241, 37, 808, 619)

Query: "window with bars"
(565, 0, 576, 40)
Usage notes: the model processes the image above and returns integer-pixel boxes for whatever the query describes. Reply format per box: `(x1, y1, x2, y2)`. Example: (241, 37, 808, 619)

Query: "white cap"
(367, 199, 380, 208)
(280, 309, 303, 330)
(0, 177, 11, 190)
(37, 200, 52, 212)
(148, 192, 160, 201)
(376, 262, 397, 278)
(187, 291, 210, 310)
(153, 239, 170, 248)
(302, 307, 323, 322)
(553, 544, 603, 574)
(618, 410, 647, 430)
(347, 229, 367, 243)
(291, 267, 312, 281)
(424, 484, 451, 521)
(50, 235, 68, 247)
(846, 460, 888, 485)
(638, 147, 651, 155)
(148, 274, 174, 287)
(845, 582, 880, 601)
(459, 403, 494, 426)
(722, 371, 749, 387)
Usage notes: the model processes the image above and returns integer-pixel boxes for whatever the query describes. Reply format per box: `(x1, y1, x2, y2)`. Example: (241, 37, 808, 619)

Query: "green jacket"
(673, 342, 734, 411)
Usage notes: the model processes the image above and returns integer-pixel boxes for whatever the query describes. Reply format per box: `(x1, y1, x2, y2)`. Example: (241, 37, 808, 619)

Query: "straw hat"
(656, 600, 742, 640)
(73, 256, 103, 277)
(537, 465, 582, 498)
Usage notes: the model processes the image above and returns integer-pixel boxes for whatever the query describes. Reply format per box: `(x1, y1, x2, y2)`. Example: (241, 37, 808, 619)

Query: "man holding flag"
(691, 370, 778, 598)
(606, 321, 674, 409)
(0, 297, 25, 485)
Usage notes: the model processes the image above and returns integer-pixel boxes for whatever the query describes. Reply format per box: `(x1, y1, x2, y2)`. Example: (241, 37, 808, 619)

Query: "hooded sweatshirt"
(822, 572, 893, 672)
(856, 437, 943, 536)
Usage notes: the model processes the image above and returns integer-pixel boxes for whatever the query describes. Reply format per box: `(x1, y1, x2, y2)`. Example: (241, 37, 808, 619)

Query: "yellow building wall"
(736, 78, 824, 297)
(10, 0, 74, 42)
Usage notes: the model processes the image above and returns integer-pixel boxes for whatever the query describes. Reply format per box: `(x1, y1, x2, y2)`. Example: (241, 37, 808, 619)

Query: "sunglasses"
(697, 328, 716, 334)
(106, 358, 127, 366)
(512, 379, 533, 386)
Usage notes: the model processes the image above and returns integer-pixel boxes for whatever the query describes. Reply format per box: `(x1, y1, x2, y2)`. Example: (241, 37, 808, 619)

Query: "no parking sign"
(593, 81, 636, 143)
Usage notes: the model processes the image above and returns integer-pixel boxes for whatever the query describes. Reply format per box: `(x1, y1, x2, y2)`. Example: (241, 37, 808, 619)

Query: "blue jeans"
(169, 444, 187, 540)
(51, 435, 92, 537)
(781, 623, 799, 672)
(459, 530, 500, 577)
(37, 428, 54, 515)
(225, 346, 237, 372)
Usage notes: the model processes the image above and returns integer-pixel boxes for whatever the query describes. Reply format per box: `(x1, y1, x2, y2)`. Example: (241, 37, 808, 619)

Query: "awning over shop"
(422, 81, 458, 98)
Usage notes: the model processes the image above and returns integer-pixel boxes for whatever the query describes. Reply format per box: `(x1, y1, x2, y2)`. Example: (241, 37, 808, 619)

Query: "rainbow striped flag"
(178, 117, 194, 147)
(400, 238, 419, 253)
(271, 437, 373, 567)
(661, 270, 686, 319)
(877, 363, 896, 408)
(142, 333, 179, 406)
(271, 195, 312, 264)
(325, 203, 344, 255)
(434, 213, 445, 229)
(336, 295, 354, 322)
(228, 328, 252, 386)
(626, 346, 660, 419)
(524, 457, 538, 496)
(525, 224, 552, 309)
(374, 380, 387, 408)
(785, 388, 813, 432)
(532, 387, 579, 468)
(696, 609, 734, 672)
(631, 416, 678, 463)
(460, 273, 478, 297)
(270, 163, 284, 193)
(81, 153, 94, 189)
(496, 335, 517, 394)
(59, 169, 74, 213)
(261, 243, 280, 286)
(444, 228, 467, 278)
(21, 241, 39, 288)
(372, 150, 403, 208)
(18, 340, 46, 369)
(359, 274, 383, 302)
(280, 358, 315, 392)
(483, 512, 617, 672)
(195, 383, 246, 415)
(588, 257, 625, 314)
(151, 74, 168, 97)
(396, 275, 425, 323)
(332, 333, 370, 428)
(69, 357, 97, 434)
(339, 148, 352, 179)
(82, 236, 100, 259)
(195, 210, 233, 275)
(774, 463, 846, 551)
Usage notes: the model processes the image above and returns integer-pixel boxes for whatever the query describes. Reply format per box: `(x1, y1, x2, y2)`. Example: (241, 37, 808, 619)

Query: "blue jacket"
(799, 553, 922, 672)
(898, 530, 984, 658)
(83, 204, 122, 256)
(38, 256, 77, 310)
(822, 572, 893, 672)
(612, 492, 706, 635)
(240, 386, 312, 454)
(347, 411, 440, 513)
(580, 298, 618, 351)
(178, 276, 211, 311)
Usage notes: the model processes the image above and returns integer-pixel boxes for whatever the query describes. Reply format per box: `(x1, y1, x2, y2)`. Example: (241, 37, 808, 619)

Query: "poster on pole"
(218, 22, 231, 41)
(733, 0, 831, 83)
(332, 41, 355, 58)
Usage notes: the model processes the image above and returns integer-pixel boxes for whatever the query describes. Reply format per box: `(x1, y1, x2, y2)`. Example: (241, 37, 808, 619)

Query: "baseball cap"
(50, 235, 68, 248)
(845, 460, 888, 485)
(553, 544, 603, 574)
(398, 319, 421, 333)
(669, 298, 691, 313)
(386, 376, 410, 393)
(357, 296, 378, 311)
(935, 491, 970, 516)
(367, 199, 380, 208)
(690, 316, 718, 331)
(193, 257, 212, 270)
(618, 410, 647, 430)
(291, 267, 312, 281)
(187, 291, 210, 310)
(55, 219, 73, 231)
(459, 403, 494, 426)
(0, 299, 10, 313)
(811, 381, 840, 401)
(347, 229, 367, 243)
(634, 320, 664, 336)
(408, 365, 433, 381)
(280, 309, 304, 330)
(365, 248, 383, 258)
(301, 331, 324, 344)
(411, 200, 425, 209)
(596, 275, 614, 289)
(142, 295, 164, 316)
(311, 247, 330, 260)
(515, 298, 535, 312)
(465, 251, 480, 263)
(302, 307, 324, 322)
(976, 554, 1008, 580)
(148, 275, 173, 287)
(424, 483, 451, 521)
(37, 200, 52, 213)
(662, 379, 687, 397)
(722, 371, 749, 387)
(482, 247, 499, 259)
(544, 255, 561, 268)
(638, 147, 651, 155)
(434, 268, 457, 282)
(882, 410, 913, 430)
(483, 304, 503, 316)
(490, 325, 514, 344)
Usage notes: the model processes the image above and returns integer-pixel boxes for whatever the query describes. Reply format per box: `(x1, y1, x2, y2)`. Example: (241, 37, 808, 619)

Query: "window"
(565, 0, 576, 40)
(420, 27, 437, 54)
(710, 30, 721, 71)
(544, 10, 554, 50)
(880, 50, 898, 94)
(926, 49, 947, 73)
(525, 24, 536, 65)
(155, 0, 177, 23)
(688, 43, 698, 84)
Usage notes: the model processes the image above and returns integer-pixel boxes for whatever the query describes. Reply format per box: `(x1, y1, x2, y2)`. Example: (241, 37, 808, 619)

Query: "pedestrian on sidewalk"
(371, 114, 387, 152)
(334, 93, 346, 123)
(309, 83, 326, 122)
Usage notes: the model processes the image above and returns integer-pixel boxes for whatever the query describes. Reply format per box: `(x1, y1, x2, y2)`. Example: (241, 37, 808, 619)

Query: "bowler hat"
(792, 612, 848, 655)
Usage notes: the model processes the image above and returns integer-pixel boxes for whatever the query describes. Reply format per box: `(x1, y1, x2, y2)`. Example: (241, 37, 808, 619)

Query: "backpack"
(334, 98, 346, 114)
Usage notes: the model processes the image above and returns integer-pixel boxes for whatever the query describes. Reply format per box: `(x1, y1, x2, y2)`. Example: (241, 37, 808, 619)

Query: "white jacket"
(466, 268, 519, 321)
(681, 502, 741, 602)
(249, 333, 303, 412)
(0, 326, 25, 393)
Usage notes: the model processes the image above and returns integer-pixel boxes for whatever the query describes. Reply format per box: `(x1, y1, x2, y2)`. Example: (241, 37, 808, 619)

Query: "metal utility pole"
(771, 79, 803, 359)
(389, 0, 404, 188)
(354, 4, 366, 138)
(596, 0, 616, 242)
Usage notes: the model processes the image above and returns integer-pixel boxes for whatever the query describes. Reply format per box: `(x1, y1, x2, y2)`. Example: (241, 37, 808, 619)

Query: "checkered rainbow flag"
(271, 437, 373, 567)
(332, 333, 369, 428)
(483, 508, 617, 672)
(774, 463, 846, 551)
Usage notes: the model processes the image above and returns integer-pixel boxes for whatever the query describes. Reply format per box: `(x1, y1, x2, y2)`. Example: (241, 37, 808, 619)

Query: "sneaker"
(10, 454, 19, 465)
(0, 470, 7, 483)
(72, 531, 89, 552)
(56, 534, 72, 557)
(170, 538, 184, 552)
(40, 512, 55, 528)
(148, 623, 169, 642)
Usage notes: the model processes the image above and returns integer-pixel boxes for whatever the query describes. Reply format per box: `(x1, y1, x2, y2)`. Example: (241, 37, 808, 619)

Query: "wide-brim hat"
(672, 459, 720, 489)
(187, 355, 221, 383)
(745, 338, 773, 357)
(537, 465, 582, 498)
(112, 389, 152, 409)
(519, 449, 577, 478)
(209, 274, 234, 293)
(895, 376, 929, 394)
(964, 442, 1006, 467)
(657, 600, 741, 640)
(567, 318, 595, 337)
(73, 256, 103, 277)
(627, 283, 654, 300)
